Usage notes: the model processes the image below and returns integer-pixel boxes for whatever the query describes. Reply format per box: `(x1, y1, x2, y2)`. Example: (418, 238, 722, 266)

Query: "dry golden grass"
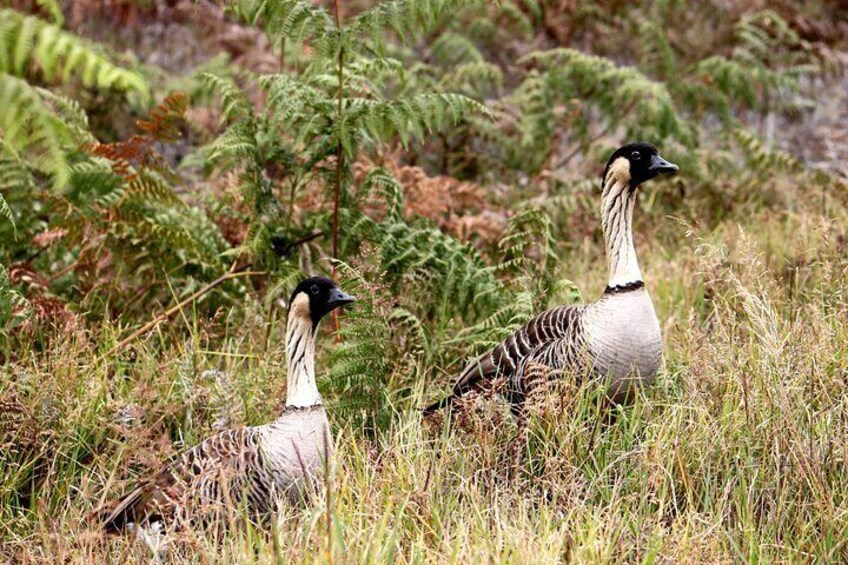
(2, 200, 847, 563)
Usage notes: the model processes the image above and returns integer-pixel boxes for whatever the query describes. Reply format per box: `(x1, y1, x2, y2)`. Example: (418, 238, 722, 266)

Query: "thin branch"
(97, 264, 264, 362)
(272, 230, 324, 258)
(330, 0, 345, 333)
(332, 0, 344, 277)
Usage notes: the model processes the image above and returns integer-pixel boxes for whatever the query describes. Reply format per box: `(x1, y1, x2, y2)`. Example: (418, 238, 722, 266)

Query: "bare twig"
(330, 0, 345, 334)
(272, 230, 324, 258)
(331, 0, 345, 277)
(97, 264, 263, 362)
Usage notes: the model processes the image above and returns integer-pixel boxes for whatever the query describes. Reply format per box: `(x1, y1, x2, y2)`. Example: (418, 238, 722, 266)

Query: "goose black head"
(602, 142, 679, 190)
(289, 276, 356, 327)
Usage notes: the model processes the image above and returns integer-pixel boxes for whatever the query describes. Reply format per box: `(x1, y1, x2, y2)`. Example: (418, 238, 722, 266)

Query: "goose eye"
(631, 151, 641, 161)
(310, 285, 320, 295)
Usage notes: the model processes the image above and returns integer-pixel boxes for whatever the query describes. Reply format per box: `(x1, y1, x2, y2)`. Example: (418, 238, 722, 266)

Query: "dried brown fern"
(85, 92, 189, 181)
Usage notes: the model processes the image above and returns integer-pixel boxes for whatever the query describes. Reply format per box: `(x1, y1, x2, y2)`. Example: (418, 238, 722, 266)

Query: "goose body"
(424, 143, 677, 415)
(585, 285, 662, 400)
(100, 277, 354, 532)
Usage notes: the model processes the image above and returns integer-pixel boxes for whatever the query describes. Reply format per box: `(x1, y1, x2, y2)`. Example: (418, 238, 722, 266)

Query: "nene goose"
(424, 142, 678, 416)
(99, 276, 355, 533)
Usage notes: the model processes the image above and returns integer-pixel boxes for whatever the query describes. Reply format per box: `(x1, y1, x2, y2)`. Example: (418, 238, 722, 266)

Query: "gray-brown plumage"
(99, 277, 355, 533)
(424, 143, 678, 416)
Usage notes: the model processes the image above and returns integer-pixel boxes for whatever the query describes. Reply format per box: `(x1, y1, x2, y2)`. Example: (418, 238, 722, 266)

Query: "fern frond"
(0, 9, 147, 98)
(237, 0, 332, 49)
(0, 192, 12, 232)
(388, 307, 427, 357)
(342, 57, 405, 95)
(0, 264, 28, 328)
(204, 121, 258, 164)
(430, 31, 484, 66)
(439, 61, 502, 96)
(636, 19, 676, 79)
(118, 171, 185, 209)
(35, 0, 64, 26)
(346, 213, 501, 319)
(357, 166, 404, 220)
(521, 47, 682, 141)
(694, 56, 758, 109)
(350, 0, 481, 52)
(136, 92, 188, 143)
(497, 0, 534, 40)
(0, 73, 77, 186)
(732, 128, 801, 174)
(0, 142, 36, 236)
(450, 286, 534, 349)
(688, 9, 819, 116)
(351, 92, 489, 148)
(202, 73, 253, 122)
(259, 72, 333, 141)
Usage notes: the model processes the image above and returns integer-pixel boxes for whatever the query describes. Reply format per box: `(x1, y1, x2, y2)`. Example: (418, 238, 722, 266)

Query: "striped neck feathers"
(285, 293, 322, 408)
(601, 157, 643, 289)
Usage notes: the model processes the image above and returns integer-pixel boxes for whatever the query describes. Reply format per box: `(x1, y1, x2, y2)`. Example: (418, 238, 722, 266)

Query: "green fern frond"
(0, 9, 149, 188)
(0, 192, 12, 232)
(735, 10, 802, 59)
(204, 121, 259, 164)
(450, 286, 534, 349)
(0, 74, 77, 186)
(236, 0, 332, 49)
(351, 92, 489, 148)
(689, 10, 818, 116)
(348, 214, 501, 319)
(357, 167, 404, 220)
(38, 0, 64, 25)
(0, 264, 28, 328)
(636, 19, 676, 79)
(0, 9, 147, 98)
(521, 47, 682, 141)
(497, 0, 535, 40)
(499, 207, 556, 268)
(694, 56, 759, 109)
(342, 57, 406, 95)
(439, 61, 502, 96)
(36, 87, 95, 142)
(259, 73, 333, 138)
(202, 73, 253, 122)
(119, 172, 185, 209)
(66, 158, 121, 201)
(350, 0, 482, 52)
(732, 128, 801, 174)
(430, 31, 484, 66)
(388, 307, 427, 357)
(324, 264, 396, 431)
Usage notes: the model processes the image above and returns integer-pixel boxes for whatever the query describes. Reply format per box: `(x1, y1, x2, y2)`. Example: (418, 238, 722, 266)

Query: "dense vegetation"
(1, 0, 847, 561)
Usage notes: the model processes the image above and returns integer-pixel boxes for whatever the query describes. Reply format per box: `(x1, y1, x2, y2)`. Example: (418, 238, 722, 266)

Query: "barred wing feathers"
(99, 427, 264, 533)
(424, 304, 587, 414)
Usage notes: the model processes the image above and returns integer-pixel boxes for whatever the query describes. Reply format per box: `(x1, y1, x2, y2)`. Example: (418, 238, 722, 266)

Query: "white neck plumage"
(600, 174, 643, 290)
(285, 294, 322, 408)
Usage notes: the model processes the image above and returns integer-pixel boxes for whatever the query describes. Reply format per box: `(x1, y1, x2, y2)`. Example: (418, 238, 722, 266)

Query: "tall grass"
(2, 203, 847, 563)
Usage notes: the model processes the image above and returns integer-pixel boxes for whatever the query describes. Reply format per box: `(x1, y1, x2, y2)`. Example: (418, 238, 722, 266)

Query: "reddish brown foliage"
(31, 229, 67, 249)
(354, 157, 509, 248)
(6, 263, 81, 339)
(85, 92, 188, 180)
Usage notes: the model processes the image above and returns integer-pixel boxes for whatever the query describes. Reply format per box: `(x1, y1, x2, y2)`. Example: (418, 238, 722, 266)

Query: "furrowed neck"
(285, 297, 322, 408)
(600, 176, 643, 289)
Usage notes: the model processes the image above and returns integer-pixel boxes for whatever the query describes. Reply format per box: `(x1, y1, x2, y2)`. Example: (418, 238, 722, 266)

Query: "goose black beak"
(328, 288, 356, 310)
(649, 154, 679, 175)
